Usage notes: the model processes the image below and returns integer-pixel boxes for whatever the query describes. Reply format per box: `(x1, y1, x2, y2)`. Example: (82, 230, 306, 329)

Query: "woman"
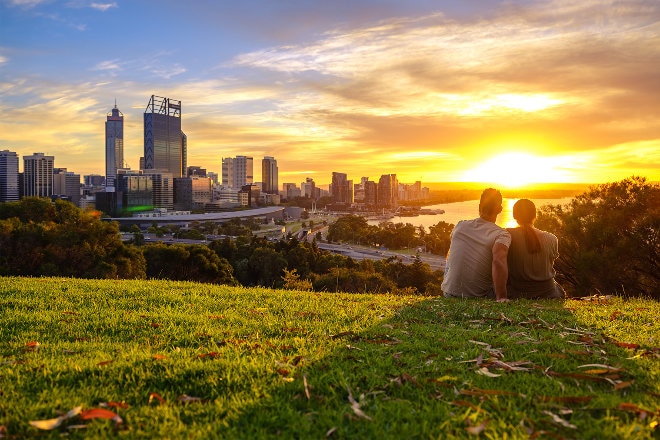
(506, 199, 565, 299)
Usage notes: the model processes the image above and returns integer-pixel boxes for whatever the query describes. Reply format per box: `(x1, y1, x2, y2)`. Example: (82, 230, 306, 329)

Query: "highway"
(124, 233, 446, 272)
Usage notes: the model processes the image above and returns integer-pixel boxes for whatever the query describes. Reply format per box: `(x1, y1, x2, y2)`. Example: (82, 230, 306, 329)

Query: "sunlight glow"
(461, 152, 573, 188)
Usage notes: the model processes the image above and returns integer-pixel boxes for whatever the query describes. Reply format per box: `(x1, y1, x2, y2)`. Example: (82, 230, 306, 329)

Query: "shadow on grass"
(222, 296, 659, 439)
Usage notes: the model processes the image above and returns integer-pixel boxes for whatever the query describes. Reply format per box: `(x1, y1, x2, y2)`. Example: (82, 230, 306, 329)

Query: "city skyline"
(1, 1, 659, 187)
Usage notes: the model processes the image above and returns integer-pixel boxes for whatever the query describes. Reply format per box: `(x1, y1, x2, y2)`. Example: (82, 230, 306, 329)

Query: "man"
(441, 188, 511, 302)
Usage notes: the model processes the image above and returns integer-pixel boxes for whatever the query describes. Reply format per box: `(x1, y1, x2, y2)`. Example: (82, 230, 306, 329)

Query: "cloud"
(7, 0, 48, 8)
(93, 59, 122, 72)
(90, 2, 116, 11)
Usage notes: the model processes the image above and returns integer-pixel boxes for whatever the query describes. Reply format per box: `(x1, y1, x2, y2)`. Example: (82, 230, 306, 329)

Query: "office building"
(222, 155, 253, 189)
(23, 153, 54, 198)
(143, 169, 174, 210)
(187, 166, 206, 177)
(331, 172, 353, 204)
(378, 174, 398, 209)
(105, 102, 124, 191)
(143, 95, 186, 177)
(301, 177, 317, 199)
(0, 150, 20, 202)
(261, 156, 278, 194)
(53, 168, 81, 206)
(174, 176, 212, 211)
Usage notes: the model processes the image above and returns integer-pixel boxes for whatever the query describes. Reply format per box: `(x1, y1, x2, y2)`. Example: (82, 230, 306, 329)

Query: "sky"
(1, 0, 659, 187)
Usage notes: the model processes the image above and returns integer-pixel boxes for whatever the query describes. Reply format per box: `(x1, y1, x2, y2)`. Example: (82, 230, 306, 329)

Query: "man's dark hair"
(479, 188, 502, 217)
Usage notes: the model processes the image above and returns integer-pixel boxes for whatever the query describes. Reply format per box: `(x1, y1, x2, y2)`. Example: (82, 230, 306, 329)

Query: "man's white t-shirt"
(441, 218, 511, 298)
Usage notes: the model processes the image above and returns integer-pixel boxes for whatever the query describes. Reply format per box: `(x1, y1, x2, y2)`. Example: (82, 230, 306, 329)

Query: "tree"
(536, 176, 659, 298)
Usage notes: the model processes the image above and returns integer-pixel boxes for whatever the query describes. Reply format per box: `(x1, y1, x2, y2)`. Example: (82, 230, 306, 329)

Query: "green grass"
(1, 277, 658, 439)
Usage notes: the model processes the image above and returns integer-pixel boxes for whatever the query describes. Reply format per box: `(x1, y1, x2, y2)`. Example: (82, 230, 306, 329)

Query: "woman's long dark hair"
(513, 199, 541, 253)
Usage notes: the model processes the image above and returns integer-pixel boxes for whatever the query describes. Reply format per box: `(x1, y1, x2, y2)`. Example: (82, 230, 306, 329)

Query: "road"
(316, 242, 446, 271)
(125, 233, 446, 272)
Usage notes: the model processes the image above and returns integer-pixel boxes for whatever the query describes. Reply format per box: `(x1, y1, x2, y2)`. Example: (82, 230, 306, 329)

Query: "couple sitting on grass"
(441, 188, 565, 302)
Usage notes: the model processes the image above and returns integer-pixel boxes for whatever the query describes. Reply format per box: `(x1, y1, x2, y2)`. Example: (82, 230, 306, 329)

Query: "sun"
(461, 152, 572, 188)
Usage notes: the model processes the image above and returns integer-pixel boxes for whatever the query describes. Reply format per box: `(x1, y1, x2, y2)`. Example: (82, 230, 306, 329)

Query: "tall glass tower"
(262, 156, 278, 194)
(0, 150, 20, 202)
(105, 102, 124, 191)
(143, 95, 185, 177)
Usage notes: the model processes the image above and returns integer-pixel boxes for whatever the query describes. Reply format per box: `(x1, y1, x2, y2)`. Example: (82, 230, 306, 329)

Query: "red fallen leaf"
(152, 354, 167, 360)
(97, 360, 113, 367)
(617, 403, 648, 413)
(548, 353, 568, 359)
(149, 393, 165, 405)
(80, 408, 119, 420)
(277, 368, 290, 376)
(610, 311, 623, 321)
(150, 322, 162, 328)
(613, 341, 640, 349)
(26, 341, 40, 347)
(197, 352, 220, 359)
(614, 381, 634, 391)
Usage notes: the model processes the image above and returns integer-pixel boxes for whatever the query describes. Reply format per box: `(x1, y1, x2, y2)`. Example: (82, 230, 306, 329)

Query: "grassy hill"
(1, 277, 658, 439)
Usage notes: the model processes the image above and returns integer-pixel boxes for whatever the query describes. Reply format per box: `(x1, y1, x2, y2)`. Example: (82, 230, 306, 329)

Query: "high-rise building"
(143, 169, 174, 210)
(262, 156, 278, 194)
(222, 155, 253, 189)
(0, 150, 20, 202)
(23, 153, 54, 198)
(105, 102, 124, 191)
(53, 168, 81, 206)
(331, 172, 353, 204)
(143, 95, 186, 177)
(187, 166, 206, 177)
(378, 174, 398, 209)
(301, 177, 317, 199)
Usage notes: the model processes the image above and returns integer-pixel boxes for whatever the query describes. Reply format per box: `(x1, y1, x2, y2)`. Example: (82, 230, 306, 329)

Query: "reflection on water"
(367, 198, 570, 230)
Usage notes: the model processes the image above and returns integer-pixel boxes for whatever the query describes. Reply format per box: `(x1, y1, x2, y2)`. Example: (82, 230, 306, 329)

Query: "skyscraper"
(331, 172, 352, 204)
(222, 155, 253, 189)
(378, 174, 398, 209)
(262, 156, 278, 194)
(0, 150, 20, 202)
(143, 95, 186, 177)
(105, 102, 124, 191)
(23, 152, 54, 198)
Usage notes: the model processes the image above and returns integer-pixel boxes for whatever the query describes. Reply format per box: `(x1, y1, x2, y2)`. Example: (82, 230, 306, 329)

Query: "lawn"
(0, 277, 658, 439)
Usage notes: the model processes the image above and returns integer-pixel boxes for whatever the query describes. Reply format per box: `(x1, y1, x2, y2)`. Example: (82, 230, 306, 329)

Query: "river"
(368, 198, 571, 230)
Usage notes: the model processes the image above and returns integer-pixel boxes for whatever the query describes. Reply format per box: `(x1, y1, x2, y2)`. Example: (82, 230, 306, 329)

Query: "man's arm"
(492, 242, 509, 301)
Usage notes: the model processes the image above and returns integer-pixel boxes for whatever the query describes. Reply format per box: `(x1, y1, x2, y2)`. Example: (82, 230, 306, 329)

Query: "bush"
(536, 176, 659, 298)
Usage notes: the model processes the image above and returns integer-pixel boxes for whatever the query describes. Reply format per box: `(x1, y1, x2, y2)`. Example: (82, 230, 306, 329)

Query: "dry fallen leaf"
(29, 417, 65, 431)
(29, 405, 82, 431)
(466, 419, 489, 435)
(347, 386, 372, 421)
(178, 394, 202, 404)
(476, 367, 501, 377)
(542, 410, 577, 429)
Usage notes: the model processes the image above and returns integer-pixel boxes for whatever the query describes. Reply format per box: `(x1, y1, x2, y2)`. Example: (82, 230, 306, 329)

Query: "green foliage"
(142, 243, 237, 285)
(0, 277, 658, 439)
(0, 198, 146, 279)
(536, 176, 659, 298)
